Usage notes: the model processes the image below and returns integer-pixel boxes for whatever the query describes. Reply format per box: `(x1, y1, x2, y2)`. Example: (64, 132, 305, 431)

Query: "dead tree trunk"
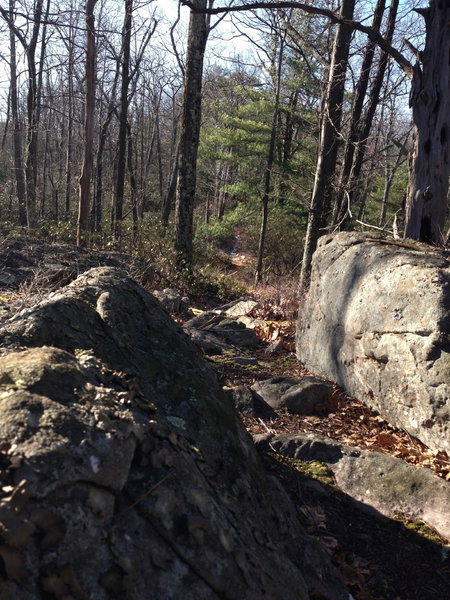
(404, 1, 450, 243)
(24, 0, 44, 227)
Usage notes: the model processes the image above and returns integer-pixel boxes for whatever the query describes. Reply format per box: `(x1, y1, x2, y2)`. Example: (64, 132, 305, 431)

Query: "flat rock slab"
(296, 232, 450, 453)
(251, 376, 333, 415)
(254, 432, 450, 541)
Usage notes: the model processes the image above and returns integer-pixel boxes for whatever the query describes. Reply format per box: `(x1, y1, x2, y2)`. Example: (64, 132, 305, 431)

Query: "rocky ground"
(214, 349, 450, 600)
(0, 236, 449, 600)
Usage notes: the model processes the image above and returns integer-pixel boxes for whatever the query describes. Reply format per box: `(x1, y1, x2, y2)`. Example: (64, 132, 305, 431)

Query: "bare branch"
(180, 0, 414, 77)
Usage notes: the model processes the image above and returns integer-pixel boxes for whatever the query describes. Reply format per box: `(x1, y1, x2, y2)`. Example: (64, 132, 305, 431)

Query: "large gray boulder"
(0, 267, 347, 600)
(296, 232, 450, 453)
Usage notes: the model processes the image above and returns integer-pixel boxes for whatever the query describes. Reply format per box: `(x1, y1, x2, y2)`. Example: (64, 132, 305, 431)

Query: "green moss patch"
(268, 452, 335, 486)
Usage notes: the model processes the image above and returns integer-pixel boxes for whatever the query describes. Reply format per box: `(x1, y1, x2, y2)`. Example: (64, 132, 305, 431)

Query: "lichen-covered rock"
(296, 232, 450, 453)
(0, 267, 347, 600)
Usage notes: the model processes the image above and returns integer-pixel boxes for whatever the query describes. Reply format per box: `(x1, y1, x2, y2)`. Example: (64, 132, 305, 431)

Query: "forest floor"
(0, 235, 449, 599)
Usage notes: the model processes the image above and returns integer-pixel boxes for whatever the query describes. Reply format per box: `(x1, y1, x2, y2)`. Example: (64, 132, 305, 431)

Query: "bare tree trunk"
(40, 126, 49, 219)
(24, 0, 44, 228)
(174, 0, 210, 269)
(333, 0, 386, 224)
(77, 0, 99, 247)
(126, 120, 138, 236)
(162, 138, 180, 224)
(64, 17, 76, 220)
(255, 31, 285, 285)
(155, 114, 164, 209)
(93, 60, 120, 234)
(404, 1, 450, 243)
(299, 0, 355, 292)
(344, 0, 399, 222)
(112, 0, 133, 241)
(278, 89, 298, 205)
(8, 0, 26, 226)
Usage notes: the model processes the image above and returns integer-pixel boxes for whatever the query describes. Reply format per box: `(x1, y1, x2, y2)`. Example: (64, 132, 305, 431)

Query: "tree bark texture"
(344, 0, 399, 219)
(175, 0, 210, 268)
(77, 0, 98, 247)
(64, 21, 76, 220)
(298, 0, 355, 292)
(113, 0, 133, 240)
(94, 62, 120, 234)
(404, 1, 450, 244)
(333, 0, 386, 224)
(8, 0, 26, 226)
(255, 32, 285, 285)
(24, 0, 44, 227)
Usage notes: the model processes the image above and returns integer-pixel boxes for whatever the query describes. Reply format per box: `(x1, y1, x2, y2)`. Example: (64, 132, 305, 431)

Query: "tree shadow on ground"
(261, 452, 450, 600)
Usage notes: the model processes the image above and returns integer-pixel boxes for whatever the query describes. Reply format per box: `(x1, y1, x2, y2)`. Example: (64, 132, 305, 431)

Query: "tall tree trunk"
(344, 0, 399, 221)
(174, 0, 210, 269)
(94, 60, 120, 234)
(24, 0, 44, 227)
(255, 31, 285, 285)
(404, 1, 450, 243)
(126, 120, 138, 236)
(299, 0, 355, 292)
(155, 114, 164, 210)
(112, 0, 133, 241)
(278, 89, 298, 205)
(8, 0, 26, 226)
(333, 0, 386, 224)
(77, 0, 99, 247)
(40, 126, 49, 219)
(64, 18, 76, 220)
(162, 138, 180, 224)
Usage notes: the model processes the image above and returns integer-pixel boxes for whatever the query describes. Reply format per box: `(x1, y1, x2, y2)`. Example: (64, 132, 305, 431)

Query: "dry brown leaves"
(235, 354, 449, 481)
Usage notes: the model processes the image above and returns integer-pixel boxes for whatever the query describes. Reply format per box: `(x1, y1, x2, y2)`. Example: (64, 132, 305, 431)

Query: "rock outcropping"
(0, 267, 347, 599)
(254, 432, 450, 540)
(296, 232, 450, 453)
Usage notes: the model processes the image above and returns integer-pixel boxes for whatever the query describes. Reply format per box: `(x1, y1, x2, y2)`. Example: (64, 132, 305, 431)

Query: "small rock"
(184, 328, 233, 354)
(153, 288, 193, 318)
(251, 377, 302, 408)
(282, 377, 333, 415)
(264, 338, 285, 356)
(251, 376, 333, 415)
(210, 327, 260, 348)
(230, 356, 259, 366)
(221, 299, 258, 317)
(225, 386, 277, 419)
